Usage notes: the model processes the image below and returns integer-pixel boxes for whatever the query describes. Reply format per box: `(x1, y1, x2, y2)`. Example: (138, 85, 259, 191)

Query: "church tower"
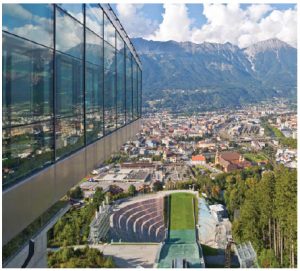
(215, 149, 220, 165)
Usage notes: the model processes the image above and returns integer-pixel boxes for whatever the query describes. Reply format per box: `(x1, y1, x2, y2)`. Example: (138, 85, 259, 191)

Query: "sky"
(111, 3, 297, 48)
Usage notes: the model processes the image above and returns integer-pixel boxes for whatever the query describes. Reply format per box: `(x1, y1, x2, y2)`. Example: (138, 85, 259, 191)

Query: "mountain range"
(132, 38, 297, 112)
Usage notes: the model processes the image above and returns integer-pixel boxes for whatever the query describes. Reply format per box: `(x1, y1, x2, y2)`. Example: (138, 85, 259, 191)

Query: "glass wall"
(2, 3, 141, 188)
(116, 32, 126, 127)
(85, 5, 104, 143)
(2, 4, 54, 186)
(55, 5, 85, 160)
(126, 50, 133, 123)
(104, 14, 117, 134)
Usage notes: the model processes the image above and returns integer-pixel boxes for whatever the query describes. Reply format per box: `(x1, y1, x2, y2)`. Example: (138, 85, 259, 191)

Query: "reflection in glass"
(126, 54, 133, 123)
(55, 116, 84, 160)
(55, 7, 83, 58)
(86, 112, 103, 143)
(2, 3, 141, 187)
(58, 4, 83, 23)
(86, 4, 103, 37)
(55, 53, 83, 117)
(3, 4, 54, 48)
(104, 13, 115, 46)
(117, 49, 125, 127)
(2, 33, 53, 128)
(2, 121, 54, 186)
(116, 31, 125, 52)
(138, 67, 142, 117)
(132, 60, 138, 120)
(104, 41, 115, 71)
(85, 29, 104, 143)
(86, 29, 103, 66)
(104, 69, 117, 134)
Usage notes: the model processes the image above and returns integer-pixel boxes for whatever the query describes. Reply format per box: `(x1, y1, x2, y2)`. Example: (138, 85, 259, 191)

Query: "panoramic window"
(57, 4, 83, 23)
(86, 4, 103, 37)
(55, 7, 83, 59)
(55, 7, 84, 159)
(55, 117, 84, 160)
(104, 13, 115, 47)
(2, 33, 53, 127)
(2, 122, 54, 187)
(138, 67, 142, 117)
(132, 59, 138, 120)
(104, 43, 116, 135)
(116, 32, 126, 127)
(2, 4, 54, 48)
(85, 29, 104, 143)
(126, 51, 133, 123)
(2, 32, 54, 187)
(1, 3, 141, 188)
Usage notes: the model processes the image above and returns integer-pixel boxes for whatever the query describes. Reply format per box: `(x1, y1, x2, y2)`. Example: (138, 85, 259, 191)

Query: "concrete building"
(2, 3, 142, 267)
(215, 150, 251, 172)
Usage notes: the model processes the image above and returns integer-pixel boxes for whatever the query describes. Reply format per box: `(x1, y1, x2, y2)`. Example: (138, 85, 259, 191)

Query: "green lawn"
(244, 152, 269, 163)
(169, 193, 195, 230)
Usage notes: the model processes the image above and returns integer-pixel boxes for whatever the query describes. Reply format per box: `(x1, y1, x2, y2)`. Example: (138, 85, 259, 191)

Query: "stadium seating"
(110, 197, 166, 242)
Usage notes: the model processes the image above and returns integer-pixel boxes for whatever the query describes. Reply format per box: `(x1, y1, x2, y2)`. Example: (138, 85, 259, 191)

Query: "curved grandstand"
(107, 191, 205, 268)
(109, 197, 166, 242)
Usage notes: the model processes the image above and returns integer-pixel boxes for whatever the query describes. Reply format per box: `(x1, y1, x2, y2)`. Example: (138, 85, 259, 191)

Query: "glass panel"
(104, 41, 115, 71)
(86, 112, 103, 143)
(58, 4, 83, 23)
(2, 121, 54, 186)
(3, 4, 54, 48)
(2, 33, 53, 128)
(86, 63, 103, 113)
(86, 29, 103, 66)
(85, 63, 103, 143)
(55, 7, 83, 59)
(55, 116, 84, 160)
(55, 53, 83, 117)
(138, 67, 142, 117)
(126, 55, 132, 123)
(104, 13, 115, 46)
(116, 31, 124, 52)
(117, 50, 125, 127)
(86, 4, 103, 37)
(104, 69, 116, 134)
(132, 60, 138, 120)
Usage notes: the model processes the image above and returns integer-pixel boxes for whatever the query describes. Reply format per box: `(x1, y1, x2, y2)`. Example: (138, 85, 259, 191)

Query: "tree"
(93, 187, 105, 208)
(152, 181, 163, 192)
(69, 186, 83, 199)
(258, 249, 280, 268)
(128, 185, 136, 196)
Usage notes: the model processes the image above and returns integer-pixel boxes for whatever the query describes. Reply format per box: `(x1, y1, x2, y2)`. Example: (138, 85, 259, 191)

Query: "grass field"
(169, 193, 195, 230)
(244, 152, 269, 163)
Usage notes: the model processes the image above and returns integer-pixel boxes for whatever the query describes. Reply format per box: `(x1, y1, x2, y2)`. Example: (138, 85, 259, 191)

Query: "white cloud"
(147, 4, 193, 42)
(116, 3, 297, 49)
(192, 4, 297, 48)
(116, 4, 159, 38)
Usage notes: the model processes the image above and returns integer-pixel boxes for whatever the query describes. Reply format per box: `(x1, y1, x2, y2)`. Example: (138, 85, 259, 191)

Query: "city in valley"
(43, 99, 295, 268)
(2, 3, 297, 269)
